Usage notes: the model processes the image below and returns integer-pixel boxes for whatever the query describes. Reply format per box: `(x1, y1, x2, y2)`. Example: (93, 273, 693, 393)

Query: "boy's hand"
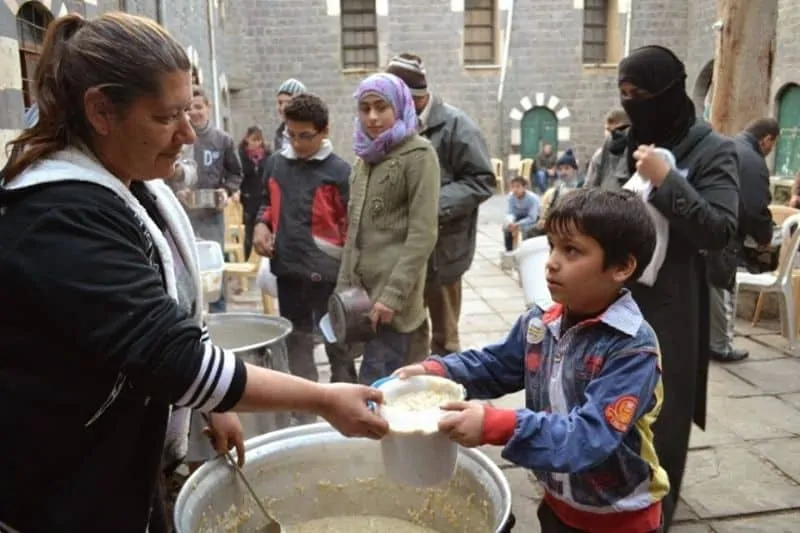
(392, 364, 427, 379)
(438, 401, 485, 447)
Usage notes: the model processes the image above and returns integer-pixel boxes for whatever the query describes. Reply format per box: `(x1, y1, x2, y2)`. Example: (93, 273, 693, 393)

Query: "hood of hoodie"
(280, 138, 334, 161)
(3, 146, 192, 306)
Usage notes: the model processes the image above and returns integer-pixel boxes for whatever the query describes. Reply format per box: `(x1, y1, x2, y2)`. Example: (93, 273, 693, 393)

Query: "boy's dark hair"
(283, 93, 329, 132)
(544, 188, 656, 281)
(510, 176, 527, 187)
(192, 85, 209, 105)
(745, 117, 779, 140)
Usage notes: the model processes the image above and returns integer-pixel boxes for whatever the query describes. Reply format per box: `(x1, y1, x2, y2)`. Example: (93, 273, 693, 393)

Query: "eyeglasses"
(284, 130, 321, 142)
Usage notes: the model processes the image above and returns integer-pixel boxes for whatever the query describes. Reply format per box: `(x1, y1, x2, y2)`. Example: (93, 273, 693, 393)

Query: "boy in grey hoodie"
(178, 86, 243, 313)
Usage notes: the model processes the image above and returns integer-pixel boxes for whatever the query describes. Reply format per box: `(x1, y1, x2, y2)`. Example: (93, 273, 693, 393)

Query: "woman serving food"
(0, 13, 387, 533)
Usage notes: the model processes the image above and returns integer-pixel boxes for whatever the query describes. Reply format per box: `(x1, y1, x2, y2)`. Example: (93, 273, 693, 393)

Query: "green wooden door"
(520, 107, 558, 160)
(775, 85, 800, 177)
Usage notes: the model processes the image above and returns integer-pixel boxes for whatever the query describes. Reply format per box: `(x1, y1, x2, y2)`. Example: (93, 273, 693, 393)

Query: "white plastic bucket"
(373, 375, 466, 488)
(512, 235, 553, 310)
(196, 240, 225, 303)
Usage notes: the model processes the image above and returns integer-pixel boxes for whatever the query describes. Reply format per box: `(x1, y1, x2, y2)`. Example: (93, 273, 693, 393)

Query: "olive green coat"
(337, 134, 440, 333)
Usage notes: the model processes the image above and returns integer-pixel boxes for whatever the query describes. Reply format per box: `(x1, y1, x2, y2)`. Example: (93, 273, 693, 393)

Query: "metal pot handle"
(500, 511, 517, 532)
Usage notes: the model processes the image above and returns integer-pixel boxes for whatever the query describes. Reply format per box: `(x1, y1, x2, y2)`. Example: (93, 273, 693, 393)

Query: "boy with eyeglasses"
(252, 94, 357, 410)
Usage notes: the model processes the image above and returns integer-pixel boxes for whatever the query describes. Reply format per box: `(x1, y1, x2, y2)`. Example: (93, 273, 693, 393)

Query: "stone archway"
(507, 93, 571, 171)
(7, 0, 52, 14)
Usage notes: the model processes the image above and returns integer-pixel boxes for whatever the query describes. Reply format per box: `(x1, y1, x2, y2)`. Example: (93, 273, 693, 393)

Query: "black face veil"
(618, 45, 696, 172)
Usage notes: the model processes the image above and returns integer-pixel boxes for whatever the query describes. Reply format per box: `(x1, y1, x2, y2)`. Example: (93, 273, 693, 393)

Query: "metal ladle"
(201, 414, 283, 533)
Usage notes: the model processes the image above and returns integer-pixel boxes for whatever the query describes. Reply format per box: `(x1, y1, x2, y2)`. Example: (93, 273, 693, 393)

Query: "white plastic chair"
(734, 213, 800, 351)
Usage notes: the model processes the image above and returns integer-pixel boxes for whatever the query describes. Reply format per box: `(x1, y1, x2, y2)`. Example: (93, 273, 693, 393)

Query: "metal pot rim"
(174, 423, 513, 532)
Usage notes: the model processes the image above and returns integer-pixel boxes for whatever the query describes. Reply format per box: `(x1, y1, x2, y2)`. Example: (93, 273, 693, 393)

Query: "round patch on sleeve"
(526, 318, 545, 344)
(604, 395, 638, 432)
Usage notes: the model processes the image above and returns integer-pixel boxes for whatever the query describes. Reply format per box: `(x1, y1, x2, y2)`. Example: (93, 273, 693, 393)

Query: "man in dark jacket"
(709, 118, 777, 362)
(387, 53, 496, 358)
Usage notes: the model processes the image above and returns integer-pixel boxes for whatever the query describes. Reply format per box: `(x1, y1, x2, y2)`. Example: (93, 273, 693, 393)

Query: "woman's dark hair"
(4, 12, 191, 182)
(239, 126, 266, 151)
(544, 188, 656, 282)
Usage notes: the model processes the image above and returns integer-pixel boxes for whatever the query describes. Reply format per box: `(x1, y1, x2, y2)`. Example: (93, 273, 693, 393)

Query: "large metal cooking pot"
(205, 313, 293, 439)
(175, 423, 514, 533)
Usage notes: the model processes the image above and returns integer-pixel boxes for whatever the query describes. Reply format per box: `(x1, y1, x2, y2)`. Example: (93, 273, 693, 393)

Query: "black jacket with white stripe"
(0, 181, 246, 533)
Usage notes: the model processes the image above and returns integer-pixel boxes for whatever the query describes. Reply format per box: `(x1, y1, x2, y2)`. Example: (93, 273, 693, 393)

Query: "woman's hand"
(203, 412, 246, 467)
(392, 364, 427, 379)
(369, 302, 395, 330)
(317, 383, 389, 439)
(633, 144, 670, 187)
(438, 401, 485, 447)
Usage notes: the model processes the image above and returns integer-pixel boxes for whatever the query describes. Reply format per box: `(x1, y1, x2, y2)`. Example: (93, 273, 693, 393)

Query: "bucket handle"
(367, 375, 397, 412)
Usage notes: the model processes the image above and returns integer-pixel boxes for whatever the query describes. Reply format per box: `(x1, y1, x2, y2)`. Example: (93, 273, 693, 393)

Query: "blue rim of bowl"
(368, 375, 397, 411)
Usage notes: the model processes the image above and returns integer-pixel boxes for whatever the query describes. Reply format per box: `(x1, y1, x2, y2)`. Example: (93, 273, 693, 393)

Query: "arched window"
(17, 1, 54, 108)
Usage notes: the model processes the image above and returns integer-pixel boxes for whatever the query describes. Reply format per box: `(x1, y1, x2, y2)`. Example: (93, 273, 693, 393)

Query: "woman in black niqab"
(588, 45, 740, 532)
(618, 45, 696, 173)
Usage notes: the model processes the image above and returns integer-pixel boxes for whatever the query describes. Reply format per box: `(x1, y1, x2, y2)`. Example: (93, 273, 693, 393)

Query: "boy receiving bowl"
(395, 188, 668, 533)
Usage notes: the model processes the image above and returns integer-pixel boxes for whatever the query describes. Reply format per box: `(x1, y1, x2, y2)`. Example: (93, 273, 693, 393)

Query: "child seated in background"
(396, 188, 668, 533)
(503, 176, 541, 251)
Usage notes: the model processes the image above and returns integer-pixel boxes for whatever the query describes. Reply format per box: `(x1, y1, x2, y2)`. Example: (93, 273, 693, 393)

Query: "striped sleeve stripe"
(200, 325, 210, 343)
(175, 343, 237, 411)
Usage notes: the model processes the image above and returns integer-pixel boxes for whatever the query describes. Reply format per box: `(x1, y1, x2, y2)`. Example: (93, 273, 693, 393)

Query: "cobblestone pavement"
(225, 195, 800, 532)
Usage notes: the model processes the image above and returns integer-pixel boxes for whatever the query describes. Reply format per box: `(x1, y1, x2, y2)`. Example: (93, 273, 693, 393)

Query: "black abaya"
(591, 45, 739, 531)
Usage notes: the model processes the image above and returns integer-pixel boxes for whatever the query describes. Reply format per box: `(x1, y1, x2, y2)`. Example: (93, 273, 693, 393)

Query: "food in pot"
(290, 515, 441, 533)
(385, 388, 457, 412)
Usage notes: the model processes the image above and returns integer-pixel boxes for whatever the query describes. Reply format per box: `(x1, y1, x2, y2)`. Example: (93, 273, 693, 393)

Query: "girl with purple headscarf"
(335, 73, 441, 384)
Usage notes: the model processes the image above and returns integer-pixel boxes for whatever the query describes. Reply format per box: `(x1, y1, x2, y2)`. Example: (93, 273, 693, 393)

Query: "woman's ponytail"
(4, 14, 87, 182)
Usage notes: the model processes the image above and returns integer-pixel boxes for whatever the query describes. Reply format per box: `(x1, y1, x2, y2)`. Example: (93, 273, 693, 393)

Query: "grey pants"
(709, 284, 735, 353)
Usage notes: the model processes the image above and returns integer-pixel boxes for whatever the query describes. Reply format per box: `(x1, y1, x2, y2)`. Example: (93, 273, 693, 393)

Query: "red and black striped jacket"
(257, 150, 350, 283)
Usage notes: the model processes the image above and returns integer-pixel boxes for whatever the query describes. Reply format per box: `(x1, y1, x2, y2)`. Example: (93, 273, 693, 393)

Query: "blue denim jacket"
(431, 291, 669, 525)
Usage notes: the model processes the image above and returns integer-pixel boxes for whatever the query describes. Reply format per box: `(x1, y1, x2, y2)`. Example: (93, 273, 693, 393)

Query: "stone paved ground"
(226, 195, 800, 532)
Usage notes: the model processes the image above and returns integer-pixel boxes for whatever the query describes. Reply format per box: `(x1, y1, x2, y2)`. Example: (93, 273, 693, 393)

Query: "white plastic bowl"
(374, 375, 466, 488)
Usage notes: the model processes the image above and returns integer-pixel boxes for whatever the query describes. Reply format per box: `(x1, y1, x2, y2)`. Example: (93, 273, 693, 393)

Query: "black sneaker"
(710, 348, 749, 363)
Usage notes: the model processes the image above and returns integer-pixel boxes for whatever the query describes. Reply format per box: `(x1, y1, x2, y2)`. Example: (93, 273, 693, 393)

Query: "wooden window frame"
(582, 0, 608, 65)
(17, 2, 53, 108)
(340, 0, 379, 71)
(464, 0, 498, 66)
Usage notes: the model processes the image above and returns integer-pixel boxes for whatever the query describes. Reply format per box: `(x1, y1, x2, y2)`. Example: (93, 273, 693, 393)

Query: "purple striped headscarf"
(353, 73, 417, 164)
